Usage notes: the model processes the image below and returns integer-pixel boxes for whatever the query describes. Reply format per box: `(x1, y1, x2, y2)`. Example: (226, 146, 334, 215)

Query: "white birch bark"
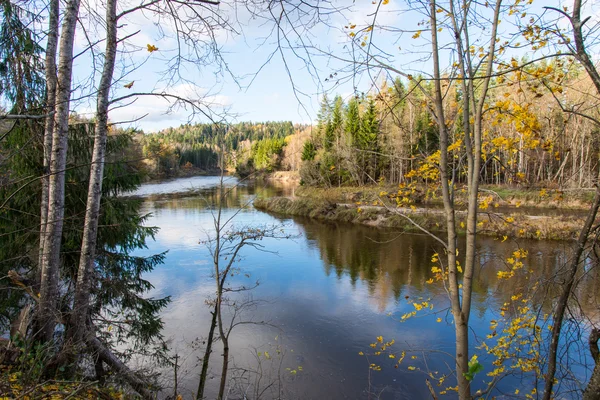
(36, 0, 82, 342)
(38, 0, 59, 272)
(71, 0, 118, 341)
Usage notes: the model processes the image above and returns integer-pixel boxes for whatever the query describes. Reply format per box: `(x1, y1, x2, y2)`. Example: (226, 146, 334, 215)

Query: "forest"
(138, 121, 304, 178)
(141, 64, 600, 192)
(2, 0, 600, 399)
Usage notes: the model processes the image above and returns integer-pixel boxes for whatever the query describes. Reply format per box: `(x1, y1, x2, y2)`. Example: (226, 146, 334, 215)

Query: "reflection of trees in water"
(142, 181, 296, 213)
(299, 219, 600, 317)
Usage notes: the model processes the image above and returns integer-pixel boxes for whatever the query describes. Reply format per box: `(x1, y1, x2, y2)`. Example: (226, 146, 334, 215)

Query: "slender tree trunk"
(428, 3, 470, 397)
(196, 306, 218, 400)
(39, 0, 59, 272)
(584, 329, 600, 400)
(217, 325, 229, 400)
(553, 183, 599, 394)
(461, 0, 502, 337)
(542, 170, 600, 400)
(70, 0, 118, 344)
(35, 0, 82, 343)
(585, 364, 600, 400)
(542, 1, 600, 397)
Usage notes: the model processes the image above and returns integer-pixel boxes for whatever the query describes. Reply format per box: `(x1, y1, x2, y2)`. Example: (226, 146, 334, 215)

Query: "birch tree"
(35, 0, 82, 343)
(70, 0, 118, 345)
(38, 0, 58, 271)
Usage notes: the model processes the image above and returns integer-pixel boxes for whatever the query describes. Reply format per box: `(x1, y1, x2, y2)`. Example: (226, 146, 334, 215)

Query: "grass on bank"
(254, 196, 585, 241)
(293, 184, 595, 210)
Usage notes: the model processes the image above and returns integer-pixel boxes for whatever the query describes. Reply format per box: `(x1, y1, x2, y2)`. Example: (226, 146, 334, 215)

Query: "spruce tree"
(0, 123, 169, 359)
(345, 97, 361, 144)
(360, 99, 380, 181)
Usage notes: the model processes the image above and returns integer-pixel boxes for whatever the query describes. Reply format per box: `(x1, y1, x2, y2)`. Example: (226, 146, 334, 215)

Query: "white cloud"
(105, 82, 232, 131)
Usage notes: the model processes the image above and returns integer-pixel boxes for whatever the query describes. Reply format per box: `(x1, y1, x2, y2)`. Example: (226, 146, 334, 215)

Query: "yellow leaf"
(147, 43, 159, 52)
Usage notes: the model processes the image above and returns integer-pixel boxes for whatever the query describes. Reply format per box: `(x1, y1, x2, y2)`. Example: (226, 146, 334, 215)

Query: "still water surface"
(129, 176, 597, 399)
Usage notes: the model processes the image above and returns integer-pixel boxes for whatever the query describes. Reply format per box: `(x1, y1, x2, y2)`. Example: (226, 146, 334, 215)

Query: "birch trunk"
(70, 0, 118, 343)
(428, 2, 469, 397)
(39, 0, 59, 272)
(36, 0, 82, 343)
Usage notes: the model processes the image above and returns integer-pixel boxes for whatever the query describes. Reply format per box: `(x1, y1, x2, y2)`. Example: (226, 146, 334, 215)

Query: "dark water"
(129, 176, 598, 399)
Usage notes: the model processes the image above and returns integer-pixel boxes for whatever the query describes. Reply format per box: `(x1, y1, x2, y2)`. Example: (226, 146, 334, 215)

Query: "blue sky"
(69, 0, 411, 131)
(67, 0, 582, 132)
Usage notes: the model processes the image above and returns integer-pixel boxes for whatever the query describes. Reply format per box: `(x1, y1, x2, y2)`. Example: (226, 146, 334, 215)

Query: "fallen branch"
(86, 333, 154, 399)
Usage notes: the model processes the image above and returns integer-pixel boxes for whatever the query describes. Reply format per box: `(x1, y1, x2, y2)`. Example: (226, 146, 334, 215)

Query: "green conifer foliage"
(0, 122, 168, 356)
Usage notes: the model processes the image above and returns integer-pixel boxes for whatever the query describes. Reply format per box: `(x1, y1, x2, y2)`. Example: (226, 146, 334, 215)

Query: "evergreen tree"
(301, 140, 316, 161)
(323, 120, 335, 151)
(316, 94, 332, 144)
(0, 0, 44, 112)
(360, 99, 380, 181)
(345, 97, 361, 145)
(330, 95, 344, 148)
(0, 122, 169, 358)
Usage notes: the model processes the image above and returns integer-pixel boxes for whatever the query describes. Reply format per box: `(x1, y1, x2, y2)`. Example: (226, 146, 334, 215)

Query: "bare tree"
(195, 165, 293, 399)
(536, 1, 600, 398)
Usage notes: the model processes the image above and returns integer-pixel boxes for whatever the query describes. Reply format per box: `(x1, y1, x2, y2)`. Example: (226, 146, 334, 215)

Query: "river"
(127, 176, 598, 399)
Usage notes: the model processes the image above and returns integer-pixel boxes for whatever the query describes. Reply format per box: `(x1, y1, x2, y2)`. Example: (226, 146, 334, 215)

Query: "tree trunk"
(585, 364, 600, 400)
(218, 337, 229, 400)
(35, 0, 82, 343)
(584, 329, 600, 400)
(542, 181, 600, 400)
(86, 334, 153, 399)
(428, 2, 470, 397)
(544, 1, 600, 397)
(196, 306, 218, 400)
(70, 0, 118, 344)
(39, 0, 59, 272)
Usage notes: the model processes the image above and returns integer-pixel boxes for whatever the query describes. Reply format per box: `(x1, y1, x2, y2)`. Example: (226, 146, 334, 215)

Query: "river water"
(128, 176, 598, 399)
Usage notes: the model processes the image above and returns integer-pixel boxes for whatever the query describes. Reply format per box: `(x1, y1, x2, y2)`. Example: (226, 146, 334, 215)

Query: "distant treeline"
(138, 60, 600, 188)
(137, 121, 308, 177)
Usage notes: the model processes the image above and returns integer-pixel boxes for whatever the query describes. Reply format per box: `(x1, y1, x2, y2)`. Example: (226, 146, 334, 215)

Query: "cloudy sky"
(68, 0, 411, 131)
(67, 0, 578, 132)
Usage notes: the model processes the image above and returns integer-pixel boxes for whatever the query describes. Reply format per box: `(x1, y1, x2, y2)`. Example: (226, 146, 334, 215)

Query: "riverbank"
(250, 170, 301, 184)
(292, 185, 595, 211)
(254, 189, 591, 241)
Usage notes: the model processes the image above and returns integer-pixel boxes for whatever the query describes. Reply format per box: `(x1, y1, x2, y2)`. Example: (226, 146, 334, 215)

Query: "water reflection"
(133, 176, 597, 399)
(299, 218, 600, 316)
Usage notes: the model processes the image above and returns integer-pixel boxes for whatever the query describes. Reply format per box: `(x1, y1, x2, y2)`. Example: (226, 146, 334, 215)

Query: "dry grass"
(254, 196, 586, 241)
